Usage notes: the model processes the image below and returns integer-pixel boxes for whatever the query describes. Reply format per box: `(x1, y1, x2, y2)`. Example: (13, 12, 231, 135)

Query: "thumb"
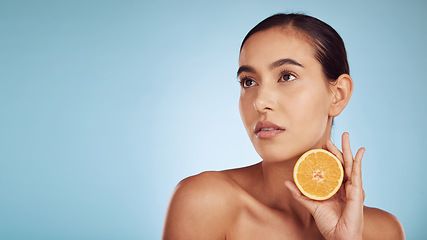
(284, 181, 318, 215)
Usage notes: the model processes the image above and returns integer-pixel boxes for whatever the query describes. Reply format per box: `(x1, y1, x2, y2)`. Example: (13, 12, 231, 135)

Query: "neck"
(258, 158, 298, 210)
(255, 127, 332, 221)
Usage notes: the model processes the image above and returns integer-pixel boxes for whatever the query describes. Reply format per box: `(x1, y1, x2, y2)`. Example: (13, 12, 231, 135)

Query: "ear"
(329, 74, 353, 117)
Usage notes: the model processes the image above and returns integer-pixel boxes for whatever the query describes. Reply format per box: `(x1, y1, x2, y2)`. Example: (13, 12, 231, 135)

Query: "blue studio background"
(1, 0, 426, 239)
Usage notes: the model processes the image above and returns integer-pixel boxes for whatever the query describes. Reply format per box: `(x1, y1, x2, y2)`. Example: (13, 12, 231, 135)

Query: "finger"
(326, 139, 343, 164)
(362, 188, 366, 202)
(352, 147, 365, 188)
(342, 148, 365, 228)
(284, 181, 318, 214)
(342, 132, 354, 179)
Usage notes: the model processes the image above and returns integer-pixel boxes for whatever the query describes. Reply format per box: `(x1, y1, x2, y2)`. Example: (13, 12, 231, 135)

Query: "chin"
(252, 137, 325, 163)
(254, 143, 306, 163)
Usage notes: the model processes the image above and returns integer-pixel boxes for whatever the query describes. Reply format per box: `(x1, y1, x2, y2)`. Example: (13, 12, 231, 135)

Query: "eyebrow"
(236, 66, 255, 77)
(270, 58, 304, 69)
(237, 58, 304, 77)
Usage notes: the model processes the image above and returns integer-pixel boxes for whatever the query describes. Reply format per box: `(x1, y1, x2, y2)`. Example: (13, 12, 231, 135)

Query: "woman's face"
(238, 27, 334, 162)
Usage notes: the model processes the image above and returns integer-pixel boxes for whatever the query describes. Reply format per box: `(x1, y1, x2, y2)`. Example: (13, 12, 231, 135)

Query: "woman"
(163, 13, 405, 239)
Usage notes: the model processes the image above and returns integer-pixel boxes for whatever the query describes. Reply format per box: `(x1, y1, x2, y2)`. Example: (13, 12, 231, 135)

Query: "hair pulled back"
(240, 13, 349, 82)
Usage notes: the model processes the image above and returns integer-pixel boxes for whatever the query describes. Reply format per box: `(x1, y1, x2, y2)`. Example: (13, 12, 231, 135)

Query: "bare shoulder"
(363, 206, 405, 240)
(162, 171, 242, 240)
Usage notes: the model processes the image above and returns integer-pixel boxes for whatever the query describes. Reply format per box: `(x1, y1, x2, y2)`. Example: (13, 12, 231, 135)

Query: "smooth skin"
(163, 27, 405, 240)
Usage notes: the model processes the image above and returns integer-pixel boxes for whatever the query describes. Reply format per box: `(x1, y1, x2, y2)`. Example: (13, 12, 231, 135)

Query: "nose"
(254, 85, 277, 113)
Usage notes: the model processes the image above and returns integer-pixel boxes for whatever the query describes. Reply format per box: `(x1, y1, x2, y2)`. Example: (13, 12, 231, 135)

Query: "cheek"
(239, 94, 252, 131)
(285, 86, 330, 132)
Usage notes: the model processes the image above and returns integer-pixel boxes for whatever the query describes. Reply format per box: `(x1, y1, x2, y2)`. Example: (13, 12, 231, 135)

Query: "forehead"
(239, 27, 317, 68)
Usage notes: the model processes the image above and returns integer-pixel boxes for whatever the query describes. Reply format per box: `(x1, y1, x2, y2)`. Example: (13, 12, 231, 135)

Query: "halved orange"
(293, 149, 344, 201)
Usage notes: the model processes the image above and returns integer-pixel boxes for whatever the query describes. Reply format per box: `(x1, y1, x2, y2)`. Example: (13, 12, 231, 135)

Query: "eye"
(240, 77, 258, 88)
(279, 71, 297, 82)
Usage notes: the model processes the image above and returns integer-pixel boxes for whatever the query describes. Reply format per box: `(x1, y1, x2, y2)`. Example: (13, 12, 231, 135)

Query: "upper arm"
(363, 207, 405, 240)
(162, 172, 236, 240)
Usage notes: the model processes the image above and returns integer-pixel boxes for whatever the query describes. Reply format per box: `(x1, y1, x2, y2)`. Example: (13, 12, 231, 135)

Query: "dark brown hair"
(240, 13, 349, 82)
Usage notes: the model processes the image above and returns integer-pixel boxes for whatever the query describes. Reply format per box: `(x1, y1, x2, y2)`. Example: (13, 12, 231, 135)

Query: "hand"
(285, 132, 366, 240)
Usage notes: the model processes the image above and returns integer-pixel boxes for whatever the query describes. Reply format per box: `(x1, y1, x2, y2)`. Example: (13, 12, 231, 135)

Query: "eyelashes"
(238, 70, 298, 88)
(238, 76, 256, 88)
(279, 70, 297, 82)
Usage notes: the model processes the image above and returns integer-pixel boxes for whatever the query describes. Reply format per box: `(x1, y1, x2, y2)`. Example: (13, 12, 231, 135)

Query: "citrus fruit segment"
(293, 149, 344, 201)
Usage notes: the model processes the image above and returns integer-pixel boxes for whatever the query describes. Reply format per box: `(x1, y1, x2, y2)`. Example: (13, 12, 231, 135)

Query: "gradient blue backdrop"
(1, 0, 426, 239)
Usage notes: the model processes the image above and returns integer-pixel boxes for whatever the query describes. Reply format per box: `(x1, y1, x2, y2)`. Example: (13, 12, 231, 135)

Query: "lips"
(254, 121, 285, 139)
